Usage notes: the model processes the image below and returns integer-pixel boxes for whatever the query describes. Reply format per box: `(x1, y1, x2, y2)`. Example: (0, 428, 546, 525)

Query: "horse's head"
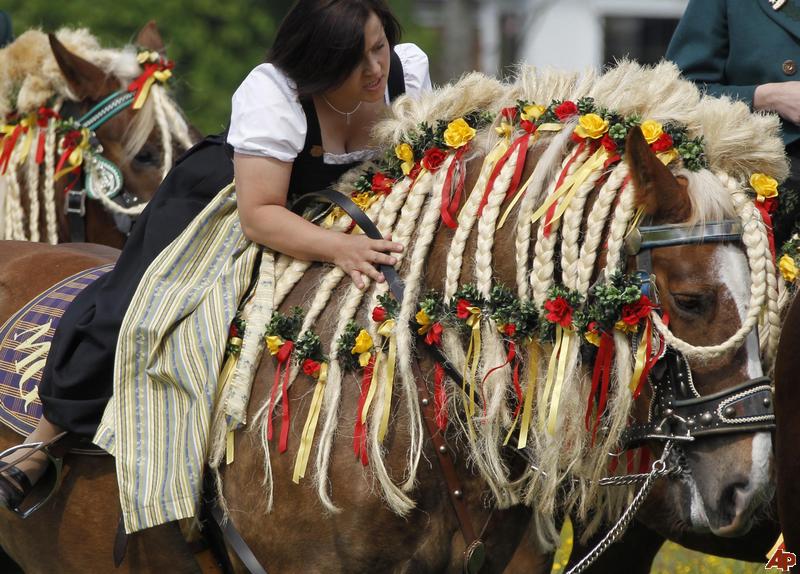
(15, 22, 199, 247)
(625, 126, 774, 537)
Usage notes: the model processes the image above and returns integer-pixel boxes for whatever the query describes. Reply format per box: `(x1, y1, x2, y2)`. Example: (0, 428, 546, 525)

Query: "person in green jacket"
(666, 0, 800, 243)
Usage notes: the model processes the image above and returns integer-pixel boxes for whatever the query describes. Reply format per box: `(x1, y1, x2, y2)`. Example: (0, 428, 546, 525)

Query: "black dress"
(38, 54, 406, 437)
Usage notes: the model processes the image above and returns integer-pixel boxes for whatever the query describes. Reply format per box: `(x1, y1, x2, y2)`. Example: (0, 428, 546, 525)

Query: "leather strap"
(114, 514, 128, 568)
(210, 502, 268, 574)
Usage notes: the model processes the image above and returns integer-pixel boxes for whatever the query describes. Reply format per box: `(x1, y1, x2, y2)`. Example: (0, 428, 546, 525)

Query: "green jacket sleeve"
(666, 0, 756, 107)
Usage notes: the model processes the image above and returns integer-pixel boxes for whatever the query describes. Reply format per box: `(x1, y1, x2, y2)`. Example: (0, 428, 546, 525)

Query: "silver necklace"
(322, 94, 362, 124)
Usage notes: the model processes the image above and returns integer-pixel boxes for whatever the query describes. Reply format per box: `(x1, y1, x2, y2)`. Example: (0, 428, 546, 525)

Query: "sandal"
(0, 464, 31, 511)
(0, 436, 67, 519)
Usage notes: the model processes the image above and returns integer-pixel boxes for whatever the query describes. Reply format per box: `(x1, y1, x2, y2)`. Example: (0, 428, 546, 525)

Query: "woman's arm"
(235, 153, 403, 290)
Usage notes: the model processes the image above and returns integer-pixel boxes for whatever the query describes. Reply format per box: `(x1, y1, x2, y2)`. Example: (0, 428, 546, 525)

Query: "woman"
(0, 0, 430, 517)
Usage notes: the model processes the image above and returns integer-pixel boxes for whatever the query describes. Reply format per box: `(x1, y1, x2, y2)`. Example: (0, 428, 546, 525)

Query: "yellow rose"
(640, 120, 663, 144)
(352, 192, 378, 212)
(351, 329, 373, 355)
(416, 308, 431, 335)
(266, 335, 284, 355)
(584, 330, 601, 347)
(614, 320, 638, 334)
(573, 113, 609, 140)
(656, 149, 679, 166)
(750, 173, 778, 200)
(780, 254, 798, 282)
(522, 104, 546, 121)
(443, 118, 476, 149)
(395, 143, 415, 175)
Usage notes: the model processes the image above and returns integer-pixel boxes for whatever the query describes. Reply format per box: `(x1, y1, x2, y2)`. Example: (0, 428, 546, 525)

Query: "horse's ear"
(625, 126, 691, 223)
(136, 21, 165, 54)
(49, 33, 119, 101)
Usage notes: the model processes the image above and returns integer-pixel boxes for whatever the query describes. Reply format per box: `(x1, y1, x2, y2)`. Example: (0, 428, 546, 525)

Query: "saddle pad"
(0, 264, 114, 437)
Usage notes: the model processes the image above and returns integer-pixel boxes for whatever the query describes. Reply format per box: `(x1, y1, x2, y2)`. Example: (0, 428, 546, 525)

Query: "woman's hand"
(754, 82, 800, 125)
(332, 234, 404, 290)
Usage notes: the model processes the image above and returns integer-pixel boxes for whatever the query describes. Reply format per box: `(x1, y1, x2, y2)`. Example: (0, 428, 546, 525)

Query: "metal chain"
(564, 440, 675, 574)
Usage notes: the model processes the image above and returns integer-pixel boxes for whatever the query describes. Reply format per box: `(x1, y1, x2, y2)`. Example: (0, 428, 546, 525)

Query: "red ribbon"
(481, 341, 517, 417)
(434, 362, 448, 431)
(440, 146, 469, 228)
(543, 140, 587, 237)
(632, 319, 663, 400)
(637, 447, 651, 474)
(755, 201, 777, 260)
(35, 108, 59, 165)
(0, 124, 24, 174)
(477, 133, 531, 216)
(353, 355, 376, 466)
(267, 340, 294, 453)
(586, 332, 615, 446)
(127, 60, 175, 99)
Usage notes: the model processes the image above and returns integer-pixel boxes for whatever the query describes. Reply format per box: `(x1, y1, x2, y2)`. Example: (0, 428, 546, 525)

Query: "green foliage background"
(4, 1, 436, 135)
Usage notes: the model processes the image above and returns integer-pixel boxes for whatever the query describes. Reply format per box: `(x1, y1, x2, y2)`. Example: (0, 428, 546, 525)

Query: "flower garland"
(265, 307, 304, 453)
(323, 166, 396, 228)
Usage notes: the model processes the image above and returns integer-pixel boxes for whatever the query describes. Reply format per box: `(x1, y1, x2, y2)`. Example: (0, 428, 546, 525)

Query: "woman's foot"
(0, 448, 49, 510)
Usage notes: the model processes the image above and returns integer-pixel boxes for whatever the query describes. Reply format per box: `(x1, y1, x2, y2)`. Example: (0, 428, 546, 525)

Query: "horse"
(0, 22, 198, 247)
(0, 61, 786, 573)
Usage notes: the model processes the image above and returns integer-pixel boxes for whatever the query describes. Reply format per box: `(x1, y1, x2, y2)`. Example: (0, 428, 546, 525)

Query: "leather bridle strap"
(292, 189, 486, 572)
(210, 503, 268, 574)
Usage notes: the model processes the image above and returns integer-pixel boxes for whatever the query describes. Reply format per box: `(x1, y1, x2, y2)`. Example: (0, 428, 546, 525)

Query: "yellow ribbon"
(266, 335, 284, 355)
(547, 329, 573, 435)
(624, 206, 646, 241)
(54, 128, 91, 181)
(293, 362, 328, 483)
(530, 146, 607, 226)
(377, 319, 397, 441)
(461, 307, 482, 438)
(539, 329, 562, 431)
(16, 115, 35, 166)
(536, 123, 564, 132)
(226, 430, 235, 466)
(630, 319, 652, 393)
(503, 340, 540, 448)
(218, 336, 242, 464)
(497, 151, 538, 229)
(132, 69, 173, 110)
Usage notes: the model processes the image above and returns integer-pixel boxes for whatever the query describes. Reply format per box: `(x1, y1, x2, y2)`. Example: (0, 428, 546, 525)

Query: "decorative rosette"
(292, 328, 328, 483)
(416, 290, 448, 430)
(128, 49, 175, 110)
(264, 307, 304, 453)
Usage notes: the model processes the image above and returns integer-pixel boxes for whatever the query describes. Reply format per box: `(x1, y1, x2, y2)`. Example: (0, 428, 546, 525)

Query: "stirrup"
(0, 440, 65, 519)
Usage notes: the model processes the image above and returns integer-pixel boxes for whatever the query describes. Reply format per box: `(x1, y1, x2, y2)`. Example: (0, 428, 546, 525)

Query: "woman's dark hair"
(269, 0, 402, 98)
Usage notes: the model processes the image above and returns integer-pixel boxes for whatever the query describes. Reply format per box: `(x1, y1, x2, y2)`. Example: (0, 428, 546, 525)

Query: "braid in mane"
(43, 118, 58, 244)
(25, 134, 41, 242)
(5, 148, 27, 240)
(150, 86, 174, 180)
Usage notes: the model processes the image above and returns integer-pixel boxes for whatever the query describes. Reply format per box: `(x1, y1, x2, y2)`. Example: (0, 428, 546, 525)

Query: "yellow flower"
(750, 172, 778, 201)
(573, 113, 609, 140)
(351, 329, 373, 354)
(780, 254, 798, 282)
(495, 122, 513, 139)
(656, 149, 679, 166)
(416, 308, 431, 334)
(522, 104, 546, 121)
(584, 330, 601, 347)
(640, 120, 663, 144)
(443, 118, 476, 149)
(351, 192, 378, 212)
(614, 320, 638, 334)
(395, 143, 415, 175)
(266, 335, 284, 355)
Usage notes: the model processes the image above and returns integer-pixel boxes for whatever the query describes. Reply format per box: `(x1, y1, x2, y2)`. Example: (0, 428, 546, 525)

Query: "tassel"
(266, 340, 294, 453)
(586, 332, 614, 446)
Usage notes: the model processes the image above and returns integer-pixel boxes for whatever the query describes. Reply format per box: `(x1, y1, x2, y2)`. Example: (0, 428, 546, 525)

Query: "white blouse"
(227, 43, 431, 163)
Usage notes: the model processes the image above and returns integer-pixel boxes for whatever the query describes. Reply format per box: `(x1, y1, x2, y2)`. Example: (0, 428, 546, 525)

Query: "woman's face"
(336, 11, 390, 104)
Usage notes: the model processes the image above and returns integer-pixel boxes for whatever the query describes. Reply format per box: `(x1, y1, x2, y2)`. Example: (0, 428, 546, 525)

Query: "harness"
(60, 91, 146, 242)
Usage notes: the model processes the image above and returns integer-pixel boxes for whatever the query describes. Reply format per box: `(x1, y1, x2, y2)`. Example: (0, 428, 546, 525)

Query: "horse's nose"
(711, 476, 754, 537)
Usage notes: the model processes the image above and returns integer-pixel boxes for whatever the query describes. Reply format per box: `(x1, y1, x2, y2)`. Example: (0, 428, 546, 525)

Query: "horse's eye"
(672, 293, 712, 316)
(133, 146, 159, 166)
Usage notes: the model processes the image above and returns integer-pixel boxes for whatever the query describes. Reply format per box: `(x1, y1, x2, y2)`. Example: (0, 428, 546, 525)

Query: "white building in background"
(417, 0, 689, 80)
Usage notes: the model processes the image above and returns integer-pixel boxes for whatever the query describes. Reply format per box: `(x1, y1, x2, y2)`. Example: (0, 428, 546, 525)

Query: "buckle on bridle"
(65, 189, 87, 217)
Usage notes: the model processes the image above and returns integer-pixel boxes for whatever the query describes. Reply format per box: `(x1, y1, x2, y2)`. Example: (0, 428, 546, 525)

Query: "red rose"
(600, 134, 617, 153)
(371, 172, 394, 194)
(554, 101, 578, 121)
(501, 106, 518, 122)
(456, 298, 472, 320)
(425, 322, 443, 346)
(302, 359, 321, 377)
(651, 132, 673, 153)
(372, 306, 387, 323)
(520, 120, 536, 134)
(544, 296, 573, 328)
(503, 323, 517, 337)
(621, 295, 654, 326)
(229, 322, 240, 339)
(421, 147, 447, 172)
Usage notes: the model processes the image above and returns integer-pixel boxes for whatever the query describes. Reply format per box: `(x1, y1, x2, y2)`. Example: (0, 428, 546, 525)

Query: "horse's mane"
(218, 61, 787, 545)
(0, 28, 194, 242)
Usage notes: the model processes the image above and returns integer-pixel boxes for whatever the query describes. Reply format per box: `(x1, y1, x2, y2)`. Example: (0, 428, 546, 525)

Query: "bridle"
(620, 220, 775, 449)
(59, 91, 147, 242)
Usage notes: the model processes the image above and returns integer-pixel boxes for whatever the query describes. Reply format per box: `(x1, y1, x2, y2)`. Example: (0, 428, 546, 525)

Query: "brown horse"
(0, 63, 784, 572)
(0, 22, 198, 247)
